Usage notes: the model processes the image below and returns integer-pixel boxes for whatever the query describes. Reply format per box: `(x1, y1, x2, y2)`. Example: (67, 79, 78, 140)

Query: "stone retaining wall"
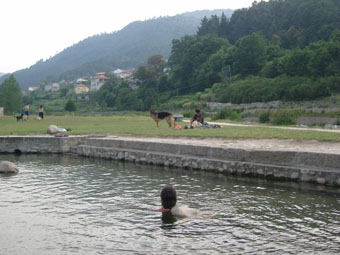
(1, 136, 340, 186)
(0, 136, 86, 154)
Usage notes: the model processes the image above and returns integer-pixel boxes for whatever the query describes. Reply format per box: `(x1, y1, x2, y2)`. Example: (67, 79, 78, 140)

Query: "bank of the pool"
(0, 135, 339, 186)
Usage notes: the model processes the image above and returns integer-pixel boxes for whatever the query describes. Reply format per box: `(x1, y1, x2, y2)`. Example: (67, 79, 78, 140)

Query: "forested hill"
(0, 73, 4, 78)
(1, 9, 232, 90)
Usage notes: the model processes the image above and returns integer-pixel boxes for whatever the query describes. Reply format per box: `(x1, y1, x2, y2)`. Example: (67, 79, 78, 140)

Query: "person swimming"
(155, 185, 200, 218)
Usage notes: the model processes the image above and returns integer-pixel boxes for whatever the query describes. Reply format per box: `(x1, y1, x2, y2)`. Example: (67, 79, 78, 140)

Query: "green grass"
(1, 115, 340, 142)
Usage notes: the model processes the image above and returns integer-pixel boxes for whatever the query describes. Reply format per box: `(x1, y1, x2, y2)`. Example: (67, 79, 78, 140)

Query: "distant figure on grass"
(150, 109, 175, 128)
(190, 109, 204, 128)
(24, 104, 30, 119)
(38, 105, 44, 120)
(155, 185, 201, 218)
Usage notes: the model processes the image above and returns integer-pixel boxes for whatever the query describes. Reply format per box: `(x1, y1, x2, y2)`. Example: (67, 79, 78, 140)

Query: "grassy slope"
(1, 116, 340, 142)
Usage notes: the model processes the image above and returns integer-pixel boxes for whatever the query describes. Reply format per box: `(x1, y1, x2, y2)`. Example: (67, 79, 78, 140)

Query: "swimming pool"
(1, 154, 339, 254)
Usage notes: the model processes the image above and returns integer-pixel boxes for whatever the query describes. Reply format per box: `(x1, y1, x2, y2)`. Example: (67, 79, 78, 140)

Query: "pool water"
(1, 154, 340, 254)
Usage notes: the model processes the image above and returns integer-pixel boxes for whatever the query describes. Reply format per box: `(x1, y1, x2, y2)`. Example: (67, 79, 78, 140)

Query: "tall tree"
(233, 32, 267, 76)
(0, 74, 23, 115)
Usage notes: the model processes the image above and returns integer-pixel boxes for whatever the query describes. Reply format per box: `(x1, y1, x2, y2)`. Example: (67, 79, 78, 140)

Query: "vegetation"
(0, 10, 232, 89)
(2, 0, 340, 122)
(91, 0, 340, 111)
(0, 75, 22, 114)
(64, 99, 77, 112)
(1, 115, 340, 142)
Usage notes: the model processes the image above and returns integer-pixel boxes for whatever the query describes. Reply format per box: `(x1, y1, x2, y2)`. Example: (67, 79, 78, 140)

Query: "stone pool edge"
(1, 135, 340, 186)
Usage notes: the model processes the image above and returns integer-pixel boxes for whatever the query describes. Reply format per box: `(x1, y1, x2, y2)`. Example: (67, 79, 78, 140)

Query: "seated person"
(190, 109, 204, 128)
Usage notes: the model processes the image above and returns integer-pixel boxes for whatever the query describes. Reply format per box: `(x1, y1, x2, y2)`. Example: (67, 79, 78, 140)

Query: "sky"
(0, 0, 258, 74)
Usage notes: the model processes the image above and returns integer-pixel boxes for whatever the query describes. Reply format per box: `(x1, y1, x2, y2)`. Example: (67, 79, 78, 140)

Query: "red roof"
(95, 75, 108, 79)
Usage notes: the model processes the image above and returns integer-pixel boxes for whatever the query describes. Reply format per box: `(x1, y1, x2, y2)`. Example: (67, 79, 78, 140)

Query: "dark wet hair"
(195, 109, 200, 113)
(161, 185, 177, 209)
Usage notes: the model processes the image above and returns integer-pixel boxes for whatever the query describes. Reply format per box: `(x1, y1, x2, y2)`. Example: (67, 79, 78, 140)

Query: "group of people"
(23, 104, 44, 120)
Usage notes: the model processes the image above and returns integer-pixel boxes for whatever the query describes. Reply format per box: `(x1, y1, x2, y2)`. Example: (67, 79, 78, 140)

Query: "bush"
(183, 110, 194, 118)
(259, 111, 271, 123)
(212, 108, 240, 121)
(271, 110, 296, 125)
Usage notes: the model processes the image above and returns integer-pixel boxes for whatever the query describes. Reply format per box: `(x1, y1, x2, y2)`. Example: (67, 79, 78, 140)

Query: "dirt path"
(108, 134, 340, 155)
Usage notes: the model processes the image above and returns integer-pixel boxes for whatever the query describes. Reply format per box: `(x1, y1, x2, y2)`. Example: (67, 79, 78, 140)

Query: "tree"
(64, 99, 76, 112)
(168, 34, 228, 93)
(0, 74, 23, 115)
(233, 32, 267, 76)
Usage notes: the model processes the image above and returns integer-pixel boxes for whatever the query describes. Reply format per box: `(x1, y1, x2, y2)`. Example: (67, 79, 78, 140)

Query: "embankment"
(1, 135, 339, 186)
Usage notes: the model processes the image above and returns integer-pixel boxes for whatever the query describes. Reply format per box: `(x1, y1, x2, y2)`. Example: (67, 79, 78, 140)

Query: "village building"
(28, 86, 39, 92)
(113, 69, 134, 79)
(75, 84, 89, 94)
(90, 72, 108, 91)
(76, 94, 90, 101)
(45, 83, 60, 92)
(76, 78, 88, 83)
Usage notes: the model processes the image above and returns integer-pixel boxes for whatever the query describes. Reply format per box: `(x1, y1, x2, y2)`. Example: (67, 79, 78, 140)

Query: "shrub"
(183, 110, 194, 118)
(259, 111, 271, 123)
(212, 108, 240, 121)
(271, 110, 296, 125)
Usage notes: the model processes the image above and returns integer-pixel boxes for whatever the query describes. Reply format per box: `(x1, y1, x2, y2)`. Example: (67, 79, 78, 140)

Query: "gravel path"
(106, 135, 340, 155)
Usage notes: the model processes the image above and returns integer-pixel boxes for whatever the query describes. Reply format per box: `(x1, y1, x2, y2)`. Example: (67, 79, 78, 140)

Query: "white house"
(113, 69, 134, 79)
(28, 86, 39, 92)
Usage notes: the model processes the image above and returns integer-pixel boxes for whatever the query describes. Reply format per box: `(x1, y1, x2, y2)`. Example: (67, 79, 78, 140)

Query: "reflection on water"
(0, 154, 340, 254)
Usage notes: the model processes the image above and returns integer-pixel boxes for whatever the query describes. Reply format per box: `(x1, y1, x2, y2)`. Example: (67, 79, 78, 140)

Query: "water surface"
(1, 154, 340, 254)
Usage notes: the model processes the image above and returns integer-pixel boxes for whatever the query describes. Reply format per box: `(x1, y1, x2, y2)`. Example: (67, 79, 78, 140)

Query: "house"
(113, 69, 134, 79)
(45, 83, 60, 92)
(75, 84, 89, 94)
(90, 72, 108, 91)
(76, 94, 90, 101)
(76, 78, 87, 83)
(28, 86, 39, 92)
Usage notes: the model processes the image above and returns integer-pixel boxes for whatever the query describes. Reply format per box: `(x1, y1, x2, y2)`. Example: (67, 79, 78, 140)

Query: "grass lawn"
(1, 115, 340, 142)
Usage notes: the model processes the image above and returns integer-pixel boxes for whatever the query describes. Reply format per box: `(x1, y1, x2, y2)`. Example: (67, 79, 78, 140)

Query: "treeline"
(1, 10, 231, 89)
(94, 0, 340, 109)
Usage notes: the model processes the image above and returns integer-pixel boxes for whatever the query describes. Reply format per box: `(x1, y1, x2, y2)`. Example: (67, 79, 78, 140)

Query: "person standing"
(24, 104, 30, 119)
(39, 105, 44, 119)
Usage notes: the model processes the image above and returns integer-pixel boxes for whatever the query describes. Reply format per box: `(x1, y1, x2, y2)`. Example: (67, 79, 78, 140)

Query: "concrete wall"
(1, 136, 340, 186)
(0, 136, 86, 154)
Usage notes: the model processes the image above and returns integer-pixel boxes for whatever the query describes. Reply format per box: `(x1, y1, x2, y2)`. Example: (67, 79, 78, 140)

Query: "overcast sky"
(0, 0, 258, 73)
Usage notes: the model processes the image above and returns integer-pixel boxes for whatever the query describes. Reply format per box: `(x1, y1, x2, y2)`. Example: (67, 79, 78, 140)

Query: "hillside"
(1, 9, 232, 90)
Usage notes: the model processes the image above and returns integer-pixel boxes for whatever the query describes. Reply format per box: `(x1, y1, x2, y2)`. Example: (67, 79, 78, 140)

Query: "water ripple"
(0, 154, 340, 254)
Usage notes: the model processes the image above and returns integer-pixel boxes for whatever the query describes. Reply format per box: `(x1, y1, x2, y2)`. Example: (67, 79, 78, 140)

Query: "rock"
(0, 161, 19, 174)
(47, 125, 59, 134)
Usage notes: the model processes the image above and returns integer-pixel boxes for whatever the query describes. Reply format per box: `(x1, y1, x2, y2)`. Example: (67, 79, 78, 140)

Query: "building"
(90, 72, 108, 91)
(76, 94, 90, 101)
(28, 86, 39, 92)
(113, 69, 134, 79)
(75, 84, 89, 94)
(76, 78, 87, 83)
(45, 83, 60, 92)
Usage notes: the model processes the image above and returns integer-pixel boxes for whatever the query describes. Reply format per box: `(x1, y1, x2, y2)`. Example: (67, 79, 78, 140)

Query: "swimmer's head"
(161, 185, 177, 210)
